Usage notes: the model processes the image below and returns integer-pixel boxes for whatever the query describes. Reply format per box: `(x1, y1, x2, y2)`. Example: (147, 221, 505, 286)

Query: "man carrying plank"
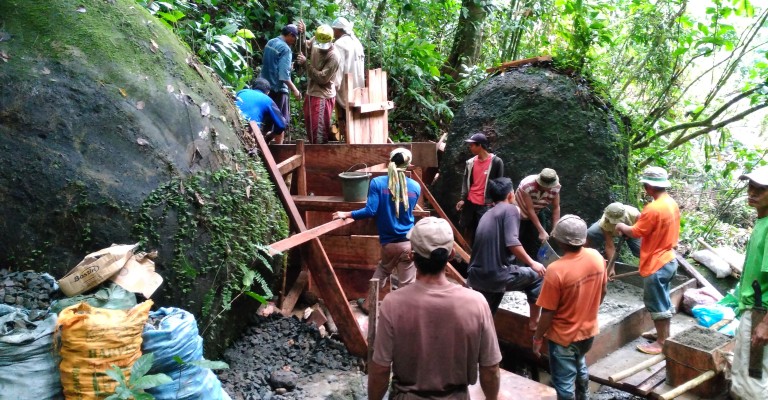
(616, 166, 680, 355)
(731, 165, 768, 399)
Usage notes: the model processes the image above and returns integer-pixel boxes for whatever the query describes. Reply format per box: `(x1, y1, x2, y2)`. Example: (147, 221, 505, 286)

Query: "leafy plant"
(105, 353, 172, 400)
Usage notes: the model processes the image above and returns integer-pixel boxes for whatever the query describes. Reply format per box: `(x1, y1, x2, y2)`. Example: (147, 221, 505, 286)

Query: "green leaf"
(104, 395, 120, 400)
(236, 29, 255, 39)
(173, 355, 185, 365)
(189, 359, 230, 370)
(106, 365, 127, 386)
(244, 291, 268, 305)
(133, 392, 155, 400)
(132, 373, 173, 390)
(130, 353, 155, 385)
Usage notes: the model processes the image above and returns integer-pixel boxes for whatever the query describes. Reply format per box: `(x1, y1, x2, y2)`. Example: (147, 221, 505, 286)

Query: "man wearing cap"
(586, 202, 642, 262)
(515, 168, 562, 260)
(456, 133, 504, 246)
(331, 17, 365, 140)
(533, 215, 607, 400)
(616, 166, 680, 355)
(235, 78, 287, 146)
(303, 24, 341, 144)
(260, 24, 305, 144)
(468, 177, 546, 330)
(730, 165, 768, 399)
(332, 148, 421, 313)
(369, 217, 502, 400)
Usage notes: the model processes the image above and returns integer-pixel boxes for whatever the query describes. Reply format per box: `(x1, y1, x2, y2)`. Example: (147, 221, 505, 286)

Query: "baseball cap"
(551, 214, 587, 246)
(464, 133, 488, 145)
(536, 168, 559, 188)
(603, 202, 626, 224)
(282, 24, 299, 38)
(314, 25, 334, 50)
(639, 166, 671, 188)
(332, 17, 353, 34)
(407, 217, 454, 258)
(739, 165, 768, 187)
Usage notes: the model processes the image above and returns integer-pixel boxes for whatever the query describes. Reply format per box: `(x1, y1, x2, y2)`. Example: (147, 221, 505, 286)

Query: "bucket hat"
(603, 202, 626, 224)
(536, 168, 559, 188)
(639, 166, 671, 188)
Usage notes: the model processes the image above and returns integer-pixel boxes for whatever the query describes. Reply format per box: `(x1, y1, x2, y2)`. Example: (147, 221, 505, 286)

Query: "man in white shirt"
(331, 17, 365, 140)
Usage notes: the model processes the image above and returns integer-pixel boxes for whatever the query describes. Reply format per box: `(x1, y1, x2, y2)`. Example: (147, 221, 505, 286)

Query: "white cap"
(407, 217, 454, 258)
(739, 165, 768, 187)
(331, 17, 353, 34)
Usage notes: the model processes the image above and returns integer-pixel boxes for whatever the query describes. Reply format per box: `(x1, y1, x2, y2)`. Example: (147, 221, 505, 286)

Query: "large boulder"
(0, 0, 286, 355)
(435, 66, 629, 228)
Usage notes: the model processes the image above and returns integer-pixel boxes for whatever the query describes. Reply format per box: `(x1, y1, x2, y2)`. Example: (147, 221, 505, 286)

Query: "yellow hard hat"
(315, 25, 334, 49)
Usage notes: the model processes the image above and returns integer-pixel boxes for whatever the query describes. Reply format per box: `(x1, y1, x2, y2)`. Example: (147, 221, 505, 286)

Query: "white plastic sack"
(691, 249, 732, 278)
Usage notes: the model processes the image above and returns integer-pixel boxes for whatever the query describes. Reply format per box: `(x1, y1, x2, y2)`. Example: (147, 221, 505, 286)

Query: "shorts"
(267, 92, 290, 131)
(643, 258, 678, 320)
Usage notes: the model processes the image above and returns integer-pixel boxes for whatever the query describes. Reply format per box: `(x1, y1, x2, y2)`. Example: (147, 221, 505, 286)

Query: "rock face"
(434, 66, 629, 228)
(0, 0, 286, 356)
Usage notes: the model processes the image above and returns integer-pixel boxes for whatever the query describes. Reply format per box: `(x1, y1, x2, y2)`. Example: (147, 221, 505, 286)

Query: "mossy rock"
(434, 66, 629, 228)
(0, 0, 287, 356)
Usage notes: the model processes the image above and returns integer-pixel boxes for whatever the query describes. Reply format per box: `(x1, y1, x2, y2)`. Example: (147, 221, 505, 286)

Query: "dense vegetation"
(137, 0, 767, 248)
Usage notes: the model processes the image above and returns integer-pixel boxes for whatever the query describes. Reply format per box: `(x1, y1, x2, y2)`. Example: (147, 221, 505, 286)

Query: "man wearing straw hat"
(333, 148, 421, 313)
(585, 202, 642, 261)
(515, 168, 562, 259)
(616, 166, 680, 355)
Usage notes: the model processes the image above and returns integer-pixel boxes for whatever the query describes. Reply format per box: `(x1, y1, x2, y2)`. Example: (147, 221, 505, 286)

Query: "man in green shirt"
(731, 165, 768, 399)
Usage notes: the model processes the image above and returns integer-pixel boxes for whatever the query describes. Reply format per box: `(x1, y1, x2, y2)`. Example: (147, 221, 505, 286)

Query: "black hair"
(413, 248, 450, 275)
(391, 152, 405, 166)
(643, 183, 667, 192)
(487, 177, 514, 203)
(251, 78, 271, 93)
(559, 243, 583, 253)
(281, 25, 297, 37)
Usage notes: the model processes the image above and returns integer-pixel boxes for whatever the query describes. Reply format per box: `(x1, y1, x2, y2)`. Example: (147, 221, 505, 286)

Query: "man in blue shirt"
(260, 24, 305, 143)
(235, 78, 286, 145)
(333, 148, 421, 313)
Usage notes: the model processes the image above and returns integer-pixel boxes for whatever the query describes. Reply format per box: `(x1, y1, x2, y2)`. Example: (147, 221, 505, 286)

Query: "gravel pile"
(0, 269, 58, 312)
(219, 313, 363, 400)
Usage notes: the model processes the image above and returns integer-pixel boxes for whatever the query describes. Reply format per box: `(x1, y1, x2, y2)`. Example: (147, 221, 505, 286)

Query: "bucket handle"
(345, 163, 368, 173)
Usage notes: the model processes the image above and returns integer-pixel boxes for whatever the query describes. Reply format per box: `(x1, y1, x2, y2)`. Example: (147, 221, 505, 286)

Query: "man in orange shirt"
(616, 166, 680, 355)
(533, 215, 607, 400)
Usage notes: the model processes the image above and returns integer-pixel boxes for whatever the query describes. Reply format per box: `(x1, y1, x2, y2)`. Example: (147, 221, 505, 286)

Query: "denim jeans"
(643, 258, 678, 320)
(548, 338, 594, 400)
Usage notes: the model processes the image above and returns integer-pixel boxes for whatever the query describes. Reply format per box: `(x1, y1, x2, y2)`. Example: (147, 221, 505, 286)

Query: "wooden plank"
(268, 218, 355, 256)
(280, 269, 309, 316)
(468, 368, 557, 399)
(410, 172, 471, 252)
(296, 140, 307, 196)
(277, 154, 303, 176)
(345, 73, 356, 144)
(256, 128, 306, 232)
(379, 70, 390, 143)
(410, 142, 439, 168)
(485, 55, 553, 73)
(675, 254, 723, 299)
(292, 195, 429, 216)
(270, 143, 447, 170)
(634, 365, 668, 395)
(321, 235, 381, 267)
(367, 278, 380, 364)
(354, 101, 394, 114)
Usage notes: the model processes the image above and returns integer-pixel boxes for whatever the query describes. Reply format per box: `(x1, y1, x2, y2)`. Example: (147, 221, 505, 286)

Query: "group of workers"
(331, 136, 768, 399)
(235, 18, 365, 147)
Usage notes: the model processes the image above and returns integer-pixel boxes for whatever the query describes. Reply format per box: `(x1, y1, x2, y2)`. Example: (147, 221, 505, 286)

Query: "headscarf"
(387, 148, 412, 218)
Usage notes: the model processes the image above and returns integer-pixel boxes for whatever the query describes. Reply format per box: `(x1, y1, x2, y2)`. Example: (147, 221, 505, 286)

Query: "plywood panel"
(320, 235, 381, 267)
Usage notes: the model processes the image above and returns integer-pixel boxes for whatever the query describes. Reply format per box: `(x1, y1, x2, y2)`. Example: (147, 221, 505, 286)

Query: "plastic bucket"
(537, 240, 561, 267)
(338, 164, 371, 202)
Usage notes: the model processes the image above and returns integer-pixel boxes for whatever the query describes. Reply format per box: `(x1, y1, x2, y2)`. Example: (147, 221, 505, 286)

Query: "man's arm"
(479, 364, 500, 400)
(307, 57, 341, 85)
(603, 229, 616, 260)
(551, 193, 560, 226)
(509, 245, 545, 277)
(615, 222, 639, 238)
(518, 190, 548, 241)
(456, 161, 469, 211)
(367, 361, 391, 400)
(532, 308, 555, 356)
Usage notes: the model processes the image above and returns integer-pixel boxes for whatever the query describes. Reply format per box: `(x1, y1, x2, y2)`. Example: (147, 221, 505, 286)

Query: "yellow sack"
(57, 300, 153, 400)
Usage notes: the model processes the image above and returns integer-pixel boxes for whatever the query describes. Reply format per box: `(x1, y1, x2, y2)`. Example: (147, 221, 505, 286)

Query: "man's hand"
(752, 318, 768, 347)
(292, 87, 302, 100)
(297, 20, 306, 35)
(538, 230, 549, 242)
(532, 337, 543, 357)
(456, 200, 464, 211)
(333, 211, 351, 220)
(296, 53, 306, 65)
(530, 261, 546, 277)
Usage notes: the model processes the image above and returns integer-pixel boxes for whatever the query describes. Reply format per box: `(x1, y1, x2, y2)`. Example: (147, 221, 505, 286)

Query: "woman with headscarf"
(333, 148, 421, 313)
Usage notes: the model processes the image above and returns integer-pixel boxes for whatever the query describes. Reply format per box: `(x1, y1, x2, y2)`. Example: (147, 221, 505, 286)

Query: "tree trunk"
(444, 0, 488, 79)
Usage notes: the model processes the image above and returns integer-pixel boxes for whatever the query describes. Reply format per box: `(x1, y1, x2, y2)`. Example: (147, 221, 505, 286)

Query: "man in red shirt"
(533, 214, 607, 400)
(455, 133, 504, 246)
(616, 166, 680, 355)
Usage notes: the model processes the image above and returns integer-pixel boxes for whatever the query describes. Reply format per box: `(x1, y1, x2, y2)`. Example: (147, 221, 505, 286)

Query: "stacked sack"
(142, 307, 230, 400)
(57, 301, 153, 399)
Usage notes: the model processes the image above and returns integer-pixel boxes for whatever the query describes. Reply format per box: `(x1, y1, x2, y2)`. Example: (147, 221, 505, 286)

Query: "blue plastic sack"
(142, 307, 230, 400)
(0, 305, 63, 400)
(718, 318, 739, 337)
(692, 304, 736, 328)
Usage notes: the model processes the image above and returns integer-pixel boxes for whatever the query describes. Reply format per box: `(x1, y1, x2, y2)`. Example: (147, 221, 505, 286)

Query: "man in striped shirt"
(515, 168, 561, 260)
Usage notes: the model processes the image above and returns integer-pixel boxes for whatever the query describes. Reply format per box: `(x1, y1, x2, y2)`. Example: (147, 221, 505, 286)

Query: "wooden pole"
(612, 270, 640, 280)
(609, 354, 666, 383)
(367, 278, 380, 365)
(657, 370, 716, 400)
(675, 254, 723, 300)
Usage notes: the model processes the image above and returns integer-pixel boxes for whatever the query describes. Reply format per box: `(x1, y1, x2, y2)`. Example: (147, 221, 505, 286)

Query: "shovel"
(537, 240, 560, 267)
(749, 280, 766, 379)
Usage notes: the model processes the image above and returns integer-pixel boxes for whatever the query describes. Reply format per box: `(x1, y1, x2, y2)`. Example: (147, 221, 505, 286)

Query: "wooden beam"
(268, 218, 355, 256)
(256, 133, 306, 232)
(281, 270, 309, 316)
(367, 278, 380, 365)
(296, 140, 307, 196)
(353, 101, 394, 114)
(410, 172, 471, 252)
(293, 195, 429, 216)
(675, 254, 723, 299)
(277, 154, 303, 176)
(486, 55, 552, 73)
